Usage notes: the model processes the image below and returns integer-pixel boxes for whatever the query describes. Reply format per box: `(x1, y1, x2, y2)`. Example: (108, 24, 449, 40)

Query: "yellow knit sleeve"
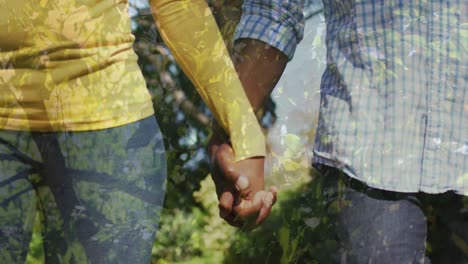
(148, 0, 265, 161)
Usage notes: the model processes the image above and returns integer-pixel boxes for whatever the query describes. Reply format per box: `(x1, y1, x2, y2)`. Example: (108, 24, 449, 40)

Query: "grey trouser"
(316, 165, 467, 264)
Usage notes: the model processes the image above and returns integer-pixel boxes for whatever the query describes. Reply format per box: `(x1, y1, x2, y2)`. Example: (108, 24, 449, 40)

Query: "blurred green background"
(25, 0, 467, 263)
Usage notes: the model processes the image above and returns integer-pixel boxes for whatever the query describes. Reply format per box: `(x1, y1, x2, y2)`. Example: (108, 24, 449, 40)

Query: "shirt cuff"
(234, 0, 304, 60)
(234, 14, 301, 61)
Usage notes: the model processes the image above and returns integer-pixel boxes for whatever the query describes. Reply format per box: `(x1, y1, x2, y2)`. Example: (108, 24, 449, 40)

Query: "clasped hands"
(208, 134, 278, 230)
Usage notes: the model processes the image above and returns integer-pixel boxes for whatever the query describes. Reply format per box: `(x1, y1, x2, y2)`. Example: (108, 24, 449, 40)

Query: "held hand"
(208, 137, 277, 229)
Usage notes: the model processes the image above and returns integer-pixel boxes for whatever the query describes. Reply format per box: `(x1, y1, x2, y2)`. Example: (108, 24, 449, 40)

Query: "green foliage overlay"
(25, 1, 467, 263)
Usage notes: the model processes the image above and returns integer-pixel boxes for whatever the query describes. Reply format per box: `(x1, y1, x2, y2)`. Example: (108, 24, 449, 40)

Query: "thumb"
(215, 144, 250, 192)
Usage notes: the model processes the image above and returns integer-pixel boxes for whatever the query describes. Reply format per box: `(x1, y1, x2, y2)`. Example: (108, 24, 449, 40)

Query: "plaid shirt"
(237, 0, 467, 195)
(234, 0, 305, 61)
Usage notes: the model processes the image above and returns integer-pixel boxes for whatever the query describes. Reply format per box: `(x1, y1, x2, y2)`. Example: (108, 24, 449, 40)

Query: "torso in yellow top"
(0, 0, 154, 131)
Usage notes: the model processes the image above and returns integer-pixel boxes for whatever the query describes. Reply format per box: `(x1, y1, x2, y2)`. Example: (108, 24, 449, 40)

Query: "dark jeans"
(315, 165, 467, 264)
(0, 116, 166, 263)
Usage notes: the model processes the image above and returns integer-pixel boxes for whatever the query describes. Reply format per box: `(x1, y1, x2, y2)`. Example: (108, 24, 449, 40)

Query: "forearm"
(149, 0, 265, 161)
(233, 38, 288, 112)
(232, 0, 304, 112)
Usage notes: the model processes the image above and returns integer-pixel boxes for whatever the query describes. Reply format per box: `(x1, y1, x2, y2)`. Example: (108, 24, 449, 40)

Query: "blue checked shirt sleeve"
(234, 0, 305, 61)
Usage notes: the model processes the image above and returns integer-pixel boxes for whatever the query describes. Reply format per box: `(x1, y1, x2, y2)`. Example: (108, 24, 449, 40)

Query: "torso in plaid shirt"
(235, 0, 467, 195)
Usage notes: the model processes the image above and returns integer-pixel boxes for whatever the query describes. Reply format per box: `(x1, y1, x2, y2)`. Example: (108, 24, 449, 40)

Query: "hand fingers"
(222, 212, 245, 228)
(233, 190, 266, 218)
(269, 186, 278, 205)
(232, 188, 278, 226)
(255, 191, 275, 225)
(219, 194, 245, 228)
(210, 145, 234, 198)
(218, 188, 235, 219)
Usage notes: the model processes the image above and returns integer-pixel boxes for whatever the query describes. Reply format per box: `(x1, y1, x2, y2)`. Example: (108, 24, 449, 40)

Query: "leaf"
(451, 233, 468, 255)
(278, 226, 290, 264)
(289, 228, 305, 262)
(304, 217, 320, 229)
(282, 158, 302, 171)
(284, 133, 302, 151)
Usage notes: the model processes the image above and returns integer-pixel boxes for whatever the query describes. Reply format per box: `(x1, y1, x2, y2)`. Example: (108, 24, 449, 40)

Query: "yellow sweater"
(0, 0, 265, 161)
